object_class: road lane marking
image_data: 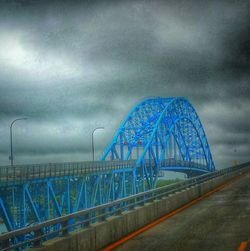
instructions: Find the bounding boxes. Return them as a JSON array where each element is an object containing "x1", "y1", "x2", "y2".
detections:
[
  {"x1": 102, "y1": 173, "x2": 246, "y2": 251},
  {"x1": 238, "y1": 242, "x2": 248, "y2": 251}
]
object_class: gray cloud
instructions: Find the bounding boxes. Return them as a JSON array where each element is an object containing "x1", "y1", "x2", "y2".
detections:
[{"x1": 0, "y1": 0, "x2": 249, "y2": 169}]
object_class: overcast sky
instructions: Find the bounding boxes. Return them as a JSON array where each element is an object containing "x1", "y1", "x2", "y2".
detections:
[{"x1": 0, "y1": 0, "x2": 249, "y2": 169}]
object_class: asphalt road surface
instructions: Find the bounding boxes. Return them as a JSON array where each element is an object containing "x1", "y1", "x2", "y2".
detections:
[{"x1": 114, "y1": 172, "x2": 250, "y2": 251}]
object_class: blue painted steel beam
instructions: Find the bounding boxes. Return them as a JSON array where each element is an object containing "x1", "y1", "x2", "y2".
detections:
[{"x1": 0, "y1": 97, "x2": 215, "y2": 234}]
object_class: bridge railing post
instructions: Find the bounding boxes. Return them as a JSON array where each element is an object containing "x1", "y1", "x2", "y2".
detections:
[
  {"x1": 49, "y1": 164, "x2": 52, "y2": 177},
  {"x1": 32, "y1": 165, "x2": 35, "y2": 179},
  {"x1": 100, "y1": 207, "x2": 106, "y2": 221},
  {"x1": 13, "y1": 165, "x2": 15, "y2": 183},
  {"x1": 6, "y1": 167, "x2": 9, "y2": 182},
  {"x1": 61, "y1": 220, "x2": 69, "y2": 236},
  {"x1": 115, "y1": 203, "x2": 122, "y2": 215},
  {"x1": 149, "y1": 190, "x2": 155, "y2": 202},
  {"x1": 1, "y1": 238, "x2": 10, "y2": 251},
  {"x1": 38, "y1": 165, "x2": 41, "y2": 179},
  {"x1": 26, "y1": 166, "x2": 29, "y2": 180},
  {"x1": 77, "y1": 163, "x2": 79, "y2": 175},
  {"x1": 64, "y1": 163, "x2": 67, "y2": 176},
  {"x1": 85, "y1": 212, "x2": 90, "y2": 227},
  {"x1": 57, "y1": 163, "x2": 60, "y2": 176},
  {"x1": 139, "y1": 194, "x2": 145, "y2": 206},
  {"x1": 33, "y1": 229, "x2": 43, "y2": 248},
  {"x1": 128, "y1": 198, "x2": 135, "y2": 210},
  {"x1": 53, "y1": 164, "x2": 56, "y2": 177}
]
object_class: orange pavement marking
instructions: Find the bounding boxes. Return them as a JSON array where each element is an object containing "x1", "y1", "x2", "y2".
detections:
[
  {"x1": 238, "y1": 242, "x2": 248, "y2": 251},
  {"x1": 102, "y1": 173, "x2": 245, "y2": 251}
]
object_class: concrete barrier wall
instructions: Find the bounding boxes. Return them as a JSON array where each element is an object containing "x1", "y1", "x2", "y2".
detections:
[{"x1": 29, "y1": 167, "x2": 249, "y2": 251}]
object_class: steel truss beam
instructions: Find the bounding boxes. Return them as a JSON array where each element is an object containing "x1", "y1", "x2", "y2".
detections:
[
  {"x1": 0, "y1": 97, "x2": 215, "y2": 232},
  {"x1": 102, "y1": 97, "x2": 215, "y2": 189}
]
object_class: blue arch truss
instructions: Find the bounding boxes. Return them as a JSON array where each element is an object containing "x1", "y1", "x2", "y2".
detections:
[
  {"x1": 0, "y1": 97, "x2": 215, "y2": 234},
  {"x1": 102, "y1": 97, "x2": 215, "y2": 186}
]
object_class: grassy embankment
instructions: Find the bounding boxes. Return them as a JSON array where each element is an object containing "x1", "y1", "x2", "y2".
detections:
[{"x1": 156, "y1": 178, "x2": 183, "y2": 188}]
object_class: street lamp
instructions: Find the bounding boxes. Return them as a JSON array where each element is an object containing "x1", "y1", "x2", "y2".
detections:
[
  {"x1": 9, "y1": 117, "x2": 28, "y2": 166},
  {"x1": 92, "y1": 127, "x2": 104, "y2": 161}
]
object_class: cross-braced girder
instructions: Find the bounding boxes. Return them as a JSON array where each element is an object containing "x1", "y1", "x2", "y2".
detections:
[{"x1": 0, "y1": 169, "x2": 135, "y2": 232}]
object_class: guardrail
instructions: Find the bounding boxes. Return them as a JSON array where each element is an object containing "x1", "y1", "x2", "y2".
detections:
[
  {"x1": 0, "y1": 161, "x2": 249, "y2": 251},
  {"x1": 0, "y1": 159, "x2": 207, "y2": 184},
  {"x1": 0, "y1": 160, "x2": 136, "y2": 184}
]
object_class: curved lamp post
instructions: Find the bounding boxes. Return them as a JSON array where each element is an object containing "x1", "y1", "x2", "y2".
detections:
[
  {"x1": 9, "y1": 117, "x2": 28, "y2": 166},
  {"x1": 92, "y1": 127, "x2": 104, "y2": 161}
]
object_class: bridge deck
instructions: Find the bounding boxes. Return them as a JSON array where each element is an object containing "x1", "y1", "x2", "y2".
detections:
[
  {"x1": 0, "y1": 159, "x2": 207, "y2": 185},
  {"x1": 112, "y1": 171, "x2": 250, "y2": 251}
]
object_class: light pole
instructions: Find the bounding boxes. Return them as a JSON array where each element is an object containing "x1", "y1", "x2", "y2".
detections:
[
  {"x1": 92, "y1": 127, "x2": 104, "y2": 161},
  {"x1": 9, "y1": 117, "x2": 28, "y2": 166}
]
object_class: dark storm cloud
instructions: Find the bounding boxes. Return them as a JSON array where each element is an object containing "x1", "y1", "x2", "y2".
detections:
[
  {"x1": 0, "y1": 83, "x2": 119, "y2": 119},
  {"x1": 0, "y1": 0, "x2": 249, "y2": 168}
]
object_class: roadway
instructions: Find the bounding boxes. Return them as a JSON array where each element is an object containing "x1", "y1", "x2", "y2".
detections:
[
  {"x1": 0, "y1": 159, "x2": 207, "y2": 184},
  {"x1": 112, "y1": 171, "x2": 250, "y2": 251}
]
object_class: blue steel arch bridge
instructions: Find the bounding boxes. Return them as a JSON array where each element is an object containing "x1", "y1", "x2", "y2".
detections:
[{"x1": 0, "y1": 97, "x2": 215, "y2": 233}]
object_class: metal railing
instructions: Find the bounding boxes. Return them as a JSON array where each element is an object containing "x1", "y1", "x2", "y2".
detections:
[
  {"x1": 0, "y1": 161, "x2": 249, "y2": 251},
  {"x1": 0, "y1": 159, "x2": 208, "y2": 185},
  {"x1": 160, "y1": 159, "x2": 208, "y2": 170},
  {"x1": 0, "y1": 160, "x2": 136, "y2": 184}
]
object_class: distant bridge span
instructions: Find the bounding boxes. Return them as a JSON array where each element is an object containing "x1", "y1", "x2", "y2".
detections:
[
  {"x1": 0, "y1": 97, "x2": 215, "y2": 232},
  {"x1": 102, "y1": 97, "x2": 214, "y2": 185}
]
